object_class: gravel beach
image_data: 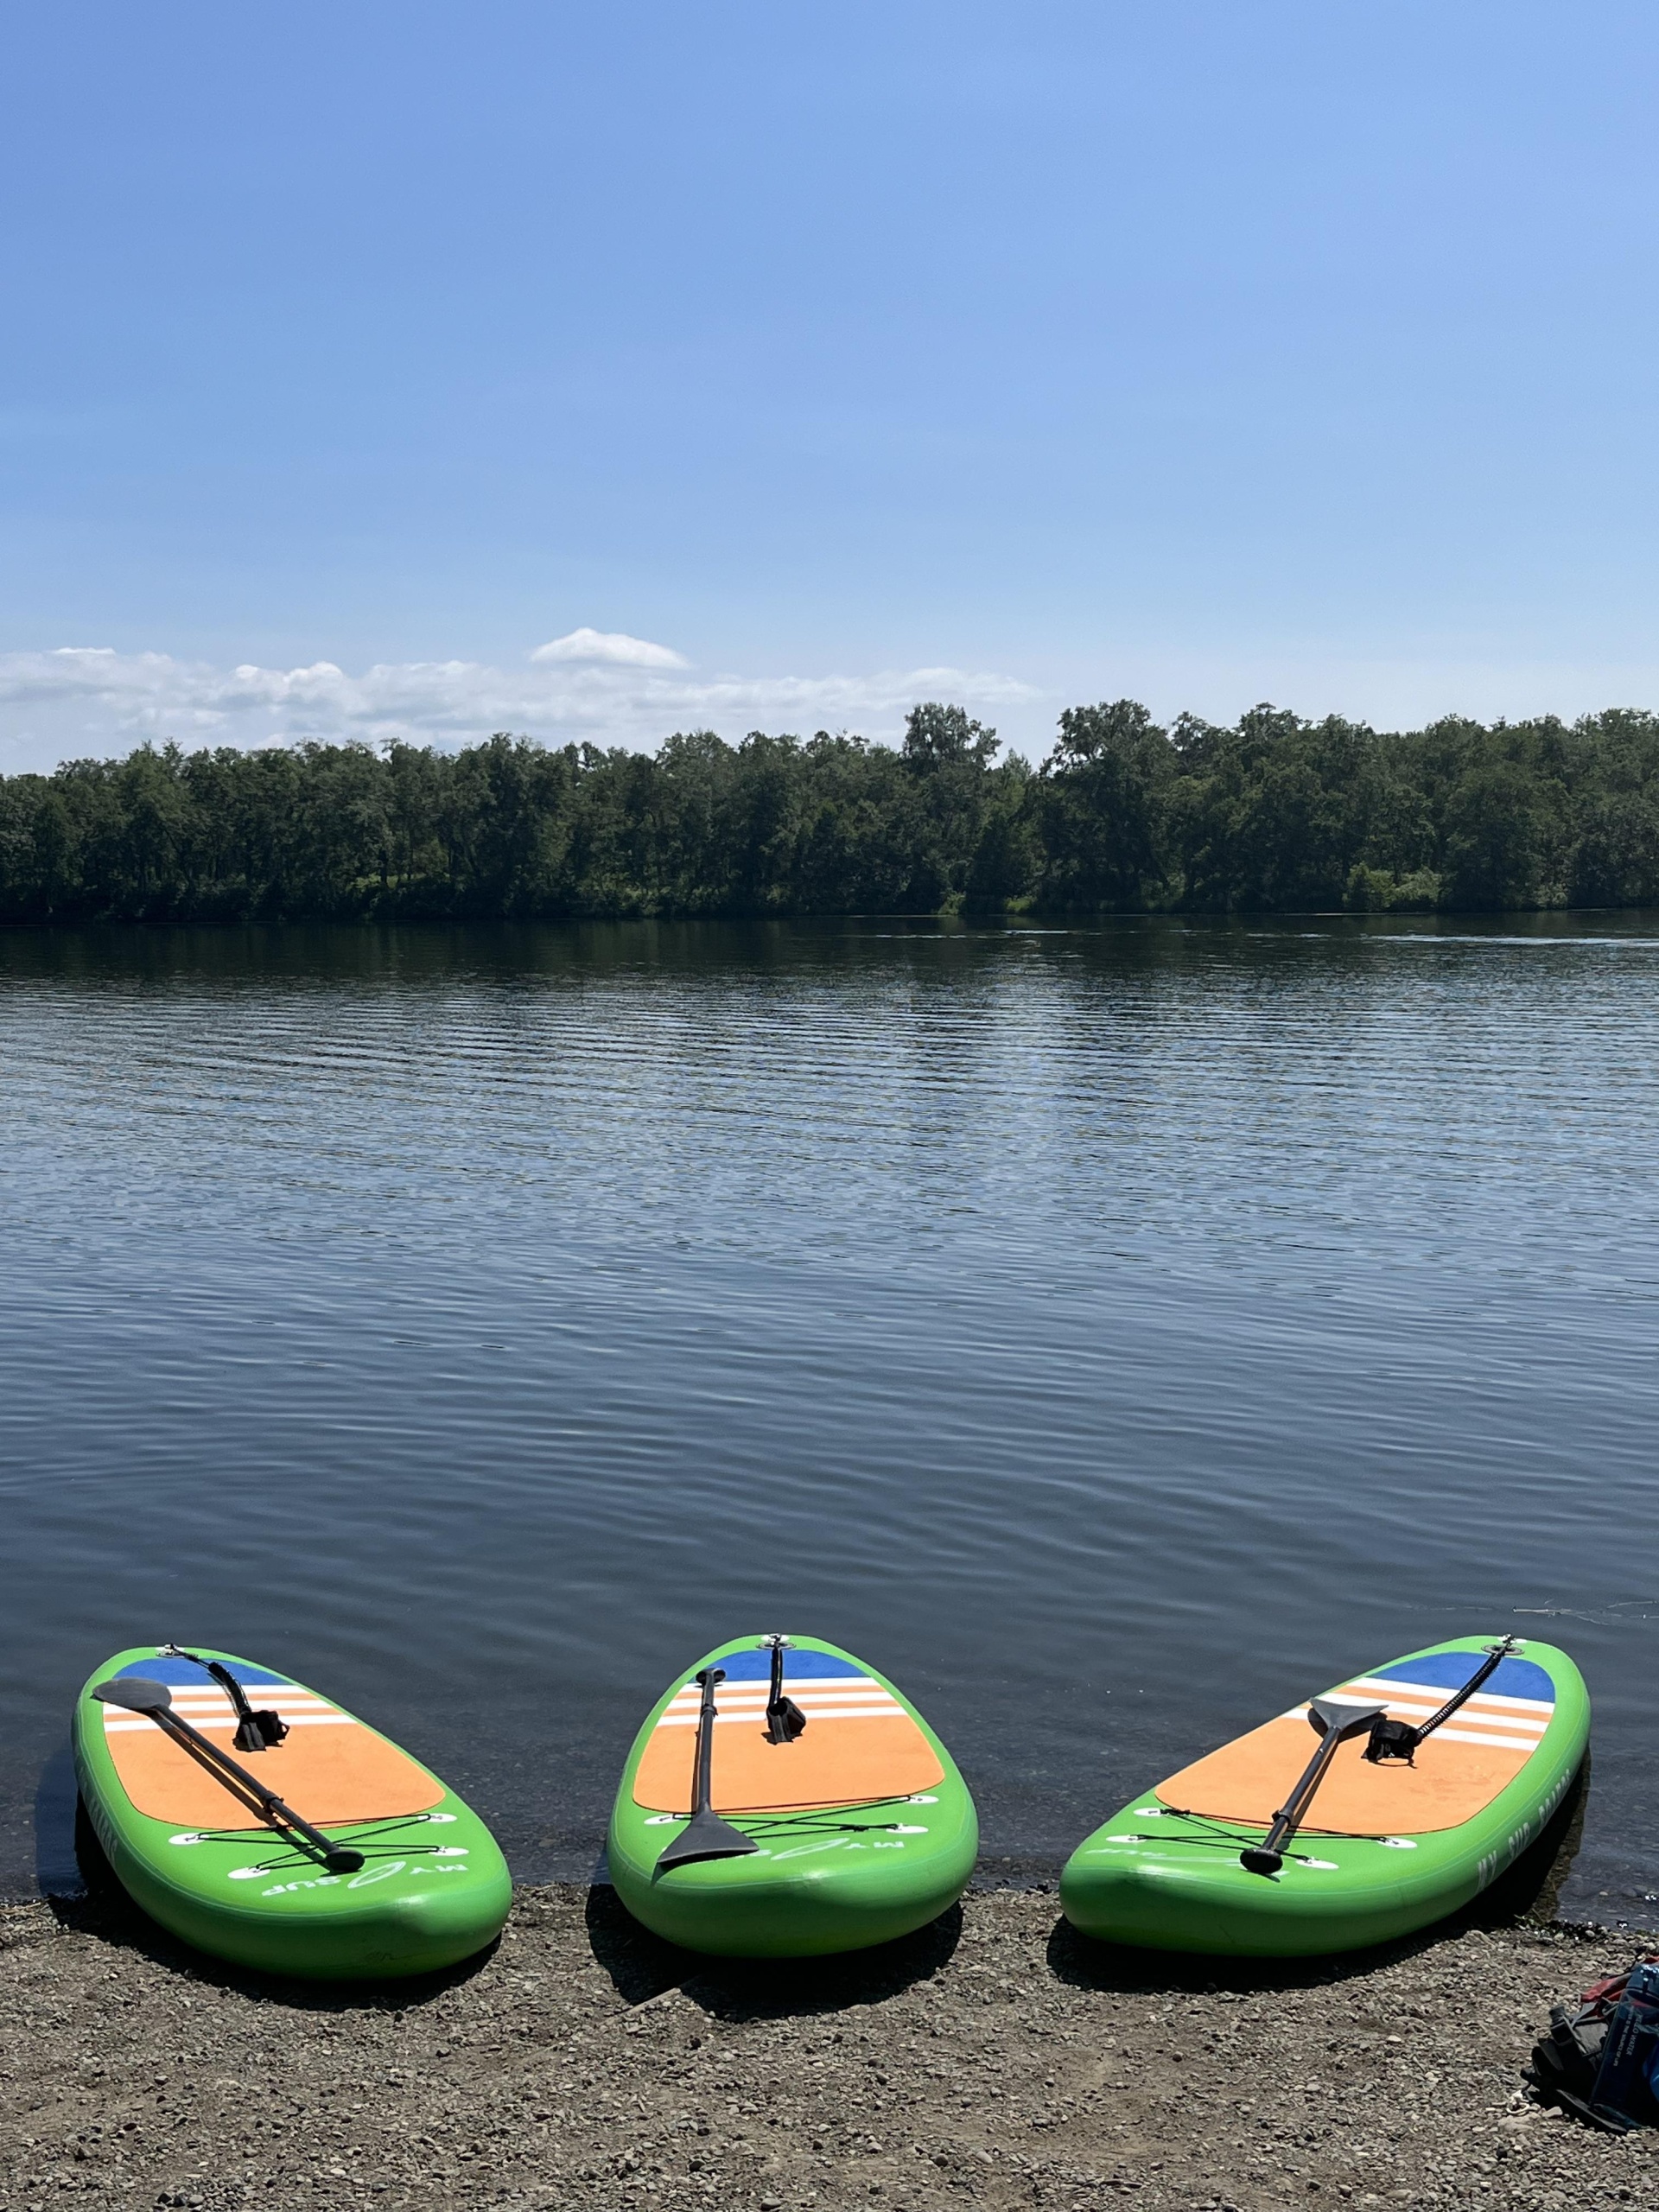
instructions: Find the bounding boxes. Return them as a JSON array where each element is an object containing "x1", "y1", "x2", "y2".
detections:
[{"x1": 2, "y1": 1875, "x2": 1655, "y2": 2212}]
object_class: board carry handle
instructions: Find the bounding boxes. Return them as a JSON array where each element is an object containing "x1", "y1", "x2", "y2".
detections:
[
  {"x1": 1363, "y1": 1635, "x2": 1522, "y2": 1765},
  {"x1": 1240, "y1": 1698, "x2": 1385, "y2": 1877},
  {"x1": 760, "y1": 1634, "x2": 806, "y2": 1746},
  {"x1": 161, "y1": 1644, "x2": 289, "y2": 1754},
  {"x1": 92, "y1": 1678, "x2": 364, "y2": 1873},
  {"x1": 655, "y1": 1668, "x2": 761, "y2": 1872}
]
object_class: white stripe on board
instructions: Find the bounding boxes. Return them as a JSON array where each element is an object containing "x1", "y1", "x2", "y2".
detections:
[
  {"x1": 1334, "y1": 1698, "x2": 1548, "y2": 1736},
  {"x1": 664, "y1": 1678, "x2": 885, "y2": 1700},
  {"x1": 663, "y1": 1698, "x2": 893, "y2": 1715},
  {"x1": 1429, "y1": 1726, "x2": 1548, "y2": 1751},
  {"x1": 657, "y1": 1700, "x2": 906, "y2": 1724},
  {"x1": 101, "y1": 1703, "x2": 346, "y2": 1718},
  {"x1": 103, "y1": 1713, "x2": 357, "y2": 1733},
  {"x1": 1277, "y1": 1713, "x2": 1540, "y2": 1755},
  {"x1": 655, "y1": 1704, "x2": 906, "y2": 1727},
  {"x1": 107, "y1": 1697, "x2": 335, "y2": 1713},
  {"x1": 663, "y1": 1684, "x2": 888, "y2": 1700},
  {"x1": 660, "y1": 1695, "x2": 901, "y2": 1711},
  {"x1": 102, "y1": 1704, "x2": 341, "y2": 1716},
  {"x1": 1343, "y1": 1675, "x2": 1555, "y2": 1715},
  {"x1": 1281, "y1": 1703, "x2": 1546, "y2": 1748}
]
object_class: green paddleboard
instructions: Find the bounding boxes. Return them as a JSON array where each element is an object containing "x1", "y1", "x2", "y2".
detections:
[
  {"x1": 1060, "y1": 1635, "x2": 1588, "y2": 1957},
  {"x1": 607, "y1": 1633, "x2": 978, "y2": 1956},
  {"x1": 73, "y1": 1645, "x2": 512, "y2": 1980}
]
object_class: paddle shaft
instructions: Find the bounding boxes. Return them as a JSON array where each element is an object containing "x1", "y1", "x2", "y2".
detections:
[
  {"x1": 1253, "y1": 1730, "x2": 1345, "y2": 1865},
  {"x1": 764, "y1": 1637, "x2": 805, "y2": 1745},
  {"x1": 1240, "y1": 1699, "x2": 1384, "y2": 1875},
  {"x1": 652, "y1": 1666, "x2": 762, "y2": 1868},
  {"x1": 145, "y1": 1705, "x2": 363, "y2": 1872},
  {"x1": 690, "y1": 1669, "x2": 723, "y2": 1815}
]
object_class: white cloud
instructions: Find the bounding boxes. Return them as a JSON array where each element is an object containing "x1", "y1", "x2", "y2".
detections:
[
  {"x1": 0, "y1": 641, "x2": 1044, "y2": 773},
  {"x1": 10, "y1": 639, "x2": 1659, "y2": 778},
  {"x1": 530, "y1": 626, "x2": 690, "y2": 669}
]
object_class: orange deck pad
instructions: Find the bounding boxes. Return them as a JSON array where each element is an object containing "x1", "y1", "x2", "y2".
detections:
[
  {"x1": 104, "y1": 1708, "x2": 444, "y2": 1828},
  {"x1": 633, "y1": 1710, "x2": 943, "y2": 1814},
  {"x1": 1155, "y1": 1688, "x2": 1539, "y2": 1836}
]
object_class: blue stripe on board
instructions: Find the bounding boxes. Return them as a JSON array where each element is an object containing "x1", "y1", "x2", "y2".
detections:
[
  {"x1": 1375, "y1": 1652, "x2": 1555, "y2": 1704},
  {"x1": 111, "y1": 1657, "x2": 291, "y2": 1688},
  {"x1": 697, "y1": 1646, "x2": 869, "y2": 1683}
]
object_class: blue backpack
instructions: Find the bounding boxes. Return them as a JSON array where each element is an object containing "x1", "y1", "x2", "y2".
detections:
[{"x1": 1528, "y1": 1957, "x2": 1659, "y2": 2132}]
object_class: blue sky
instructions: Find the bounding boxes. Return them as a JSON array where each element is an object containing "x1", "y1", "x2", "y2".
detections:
[{"x1": 3, "y1": 3, "x2": 1659, "y2": 768}]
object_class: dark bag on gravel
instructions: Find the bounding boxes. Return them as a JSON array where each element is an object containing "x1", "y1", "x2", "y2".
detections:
[
  {"x1": 1592, "y1": 1962, "x2": 1659, "y2": 2126},
  {"x1": 1526, "y1": 1956, "x2": 1659, "y2": 2132}
]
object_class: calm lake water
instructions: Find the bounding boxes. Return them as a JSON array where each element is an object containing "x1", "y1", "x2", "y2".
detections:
[{"x1": 1, "y1": 915, "x2": 1656, "y2": 1920}]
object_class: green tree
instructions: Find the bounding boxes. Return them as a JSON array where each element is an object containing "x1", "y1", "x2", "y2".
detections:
[
  {"x1": 1441, "y1": 753, "x2": 1567, "y2": 911},
  {"x1": 5, "y1": 697, "x2": 1659, "y2": 923},
  {"x1": 1033, "y1": 700, "x2": 1175, "y2": 908}
]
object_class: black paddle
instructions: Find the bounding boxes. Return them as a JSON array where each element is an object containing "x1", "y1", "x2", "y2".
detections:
[
  {"x1": 92, "y1": 1678, "x2": 365, "y2": 1873},
  {"x1": 161, "y1": 1644, "x2": 289, "y2": 1753},
  {"x1": 1363, "y1": 1636, "x2": 1522, "y2": 1764},
  {"x1": 655, "y1": 1668, "x2": 761, "y2": 1872},
  {"x1": 1239, "y1": 1697, "x2": 1385, "y2": 1877},
  {"x1": 760, "y1": 1635, "x2": 806, "y2": 1746}
]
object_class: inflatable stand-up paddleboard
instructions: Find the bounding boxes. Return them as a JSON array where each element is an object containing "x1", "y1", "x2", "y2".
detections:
[
  {"x1": 1061, "y1": 1635, "x2": 1588, "y2": 1957},
  {"x1": 607, "y1": 1634, "x2": 977, "y2": 1956},
  {"x1": 73, "y1": 1645, "x2": 512, "y2": 1979}
]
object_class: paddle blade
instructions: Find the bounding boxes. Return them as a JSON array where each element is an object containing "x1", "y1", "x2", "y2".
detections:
[
  {"x1": 92, "y1": 1677, "x2": 173, "y2": 1713},
  {"x1": 1306, "y1": 1697, "x2": 1386, "y2": 1742},
  {"x1": 323, "y1": 1849, "x2": 365, "y2": 1874},
  {"x1": 655, "y1": 1809, "x2": 761, "y2": 1872}
]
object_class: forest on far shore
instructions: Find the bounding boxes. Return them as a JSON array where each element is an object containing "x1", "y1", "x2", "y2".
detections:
[{"x1": 3, "y1": 699, "x2": 1659, "y2": 924}]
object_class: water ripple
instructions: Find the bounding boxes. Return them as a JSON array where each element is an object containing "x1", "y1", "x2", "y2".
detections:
[{"x1": 1, "y1": 916, "x2": 1656, "y2": 1912}]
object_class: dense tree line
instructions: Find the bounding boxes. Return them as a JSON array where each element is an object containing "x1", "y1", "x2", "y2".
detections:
[{"x1": 3, "y1": 699, "x2": 1659, "y2": 923}]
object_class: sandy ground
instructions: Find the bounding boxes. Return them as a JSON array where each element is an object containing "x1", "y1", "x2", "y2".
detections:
[{"x1": 2, "y1": 1873, "x2": 1656, "y2": 2212}]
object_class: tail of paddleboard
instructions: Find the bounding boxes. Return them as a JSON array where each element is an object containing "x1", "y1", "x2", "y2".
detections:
[
  {"x1": 73, "y1": 1645, "x2": 512, "y2": 1980},
  {"x1": 1059, "y1": 1635, "x2": 1589, "y2": 1957},
  {"x1": 607, "y1": 1633, "x2": 978, "y2": 1957}
]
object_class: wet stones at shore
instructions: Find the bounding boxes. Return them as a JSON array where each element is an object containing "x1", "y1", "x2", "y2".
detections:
[{"x1": 1, "y1": 1885, "x2": 1655, "y2": 2211}]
